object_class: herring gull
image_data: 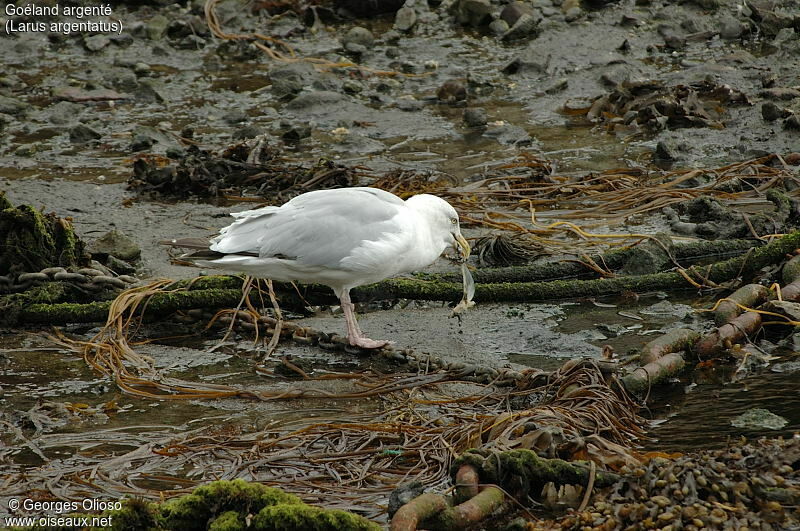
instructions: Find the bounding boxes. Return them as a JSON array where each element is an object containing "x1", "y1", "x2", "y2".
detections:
[{"x1": 167, "y1": 187, "x2": 470, "y2": 349}]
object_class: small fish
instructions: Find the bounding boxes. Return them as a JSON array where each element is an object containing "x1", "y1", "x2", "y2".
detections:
[{"x1": 451, "y1": 262, "x2": 475, "y2": 317}]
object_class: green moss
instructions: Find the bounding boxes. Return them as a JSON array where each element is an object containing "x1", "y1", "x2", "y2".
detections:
[
  {"x1": 251, "y1": 504, "x2": 380, "y2": 531},
  {"x1": 159, "y1": 479, "x2": 302, "y2": 531},
  {"x1": 209, "y1": 510, "x2": 246, "y2": 531}
]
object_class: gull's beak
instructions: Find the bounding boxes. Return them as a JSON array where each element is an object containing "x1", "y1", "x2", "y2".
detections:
[{"x1": 455, "y1": 233, "x2": 471, "y2": 261}]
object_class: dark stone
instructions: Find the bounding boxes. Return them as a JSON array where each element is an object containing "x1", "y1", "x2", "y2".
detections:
[
  {"x1": 620, "y1": 234, "x2": 674, "y2": 275},
  {"x1": 281, "y1": 123, "x2": 312, "y2": 141},
  {"x1": 130, "y1": 134, "x2": 156, "y2": 152},
  {"x1": 105, "y1": 254, "x2": 137, "y2": 274},
  {"x1": 784, "y1": 114, "x2": 800, "y2": 130},
  {"x1": 500, "y1": 2, "x2": 533, "y2": 26},
  {"x1": 68, "y1": 123, "x2": 101, "y2": 143},
  {"x1": 223, "y1": 109, "x2": 248, "y2": 125},
  {"x1": 719, "y1": 15, "x2": 746, "y2": 39},
  {"x1": 133, "y1": 80, "x2": 165, "y2": 103},
  {"x1": 502, "y1": 13, "x2": 541, "y2": 41},
  {"x1": 463, "y1": 107, "x2": 488, "y2": 127},
  {"x1": 483, "y1": 123, "x2": 532, "y2": 145},
  {"x1": 387, "y1": 481, "x2": 424, "y2": 518},
  {"x1": 437, "y1": 80, "x2": 467, "y2": 103},
  {"x1": 761, "y1": 102, "x2": 787, "y2": 122},
  {"x1": 47, "y1": 101, "x2": 83, "y2": 125},
  {"x1": 453, "y1": 0, "x2": 492, "y2": 26},
  {"x1": 334, "y1": 0, "x2": 405, "y2": 17},
  {"x1": 342, "y1": 26, "x2": 375, "y2": 49},
  {"x1": 270, "y1": 63, "x2": 320, "y2": 99}
]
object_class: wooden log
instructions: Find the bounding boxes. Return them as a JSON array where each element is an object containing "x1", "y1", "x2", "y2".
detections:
[
  {"x1": 695, "y1": 311, "x2": 763, "y2": 358},
  {"x1": 620, "y1": 352, "x2": 687, "y2": 395},
  {"x1": 714, "y1": 284, "x2": 770, "y2": 326},
  {"x1": 639, "y1": 328, "x2": 700, "y2": 365}
]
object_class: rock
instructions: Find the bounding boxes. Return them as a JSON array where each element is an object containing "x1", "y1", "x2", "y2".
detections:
[
  {"x1": 731, "y1": 408, "x2": 788, "y2": 430},
  {"x1": 761, "y1": 102, "x2": 788, "y2": 122},
  {"x1": 463, "y1": 107, "x2": 488, "y2": 127},
  {"x1": 287, "y1": 90, "x2": 346, "y2": 109},
  {"x1": 223, "y1": 109, "x2": 248, "y2": 125},
  {"x1": 501, "y1": 2, "x2": 533, "y2": 26},
  {"x1": 488, "y1": 18, "x2": 510, "y2": 35},
  {"x1": 0, "y1": 94, "x2": 28, "y2": 115},
  {"x1": 335, "y1": 0, "x2": 405, "y2": 17},
  {"x1": 502, "y1": 12, "x2": 540, "y2": 41},
  {"x1": 146, "y1": 14, "x2": 169, "y2": 40},
  {"x1": 281, "y1": 122, "x2": 313, "y2": 141},
  {"x1": 129, "y1": 125, "x2": 179, "y2": 152},
  {"x1": 437, "y1": 80, "x2": 467, "y2": 103},
  {"x1": 342, "y1": 80, "x2": 363, "y2": 94},
  {"x1": 68, "y1": 123, "x2": 101, "y2": 143},
  {"x1": 620, "y1": 234, "x2": 674, "y2": 275},
  {"x1": 394, "y1": 6, "x2": 417, "y2": 32},
  {"x1": 759, "y1": 87, "x2": 800, "y2": 101},
  {"x1": 388, "y1": 481, "x2": 425, "y2": 518},
  {"x1": 46, "y1": 101, "x2": 83, "y2": 125},
  {"x1": 130, "y1": 134, "x2": 156, "y2": 152},
  {"x1": 662, "y1": 31, "x2": 686, "y2": 50},
  {"x1": 784, "y1": 114, "x2": 800, "y2": 130},
  {"x1": 600, "y1": 63, "x2": 633, "y2": 87},
  {"x1": 719, "y1": 15, "x2": 746, "y2": 39},
  {"x1": 88, "y1": 230, "x2": 141, "y2": 262},
  {"x1": 83, "y1": 34, "x2": 111, "y2": 51},
  {"x1": 105, "y1": 254, "x2": 137, "y2": 274},
  {"x1": 564, "y1": 6, "x2": 583, "y2": 22},
  {"x1": 269, "y1": 63, "x2": 319, "y2": 99},
  {"x1": 342, "y1": 26, "x2": 374, "y2": 49},
  {"x1": 503, "y1": 45, "x2": 550, "y2": 74},
  {"x1": 654, "y1": 140, "x2": 679, "y2": 163},
  {"x1": 762, "y1": 301, "x2": 800, "y2": 323},
  {"x1": 133, "y1": 80, "x2": 165, "y2": 103},
  {"x1": 453, "y1": 0, "x2": 492, "y2": 26},
  {"x1": 483, "y1": 122, "x2": 532, "y2": 145}
]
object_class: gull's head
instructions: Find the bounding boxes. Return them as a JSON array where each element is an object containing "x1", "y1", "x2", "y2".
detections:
[{"x1": 406, "y1": 194, "x2": 470, "y2": 261}]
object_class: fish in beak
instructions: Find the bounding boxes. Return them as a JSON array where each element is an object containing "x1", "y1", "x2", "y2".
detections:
[{"x1": 455, "y1": 233, "x2": 471, "y2": 262}]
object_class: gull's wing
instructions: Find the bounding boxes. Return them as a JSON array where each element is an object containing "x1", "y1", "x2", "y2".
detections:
[{"x1": 210, "y1": 188, "x2": 413, "y2": 272}]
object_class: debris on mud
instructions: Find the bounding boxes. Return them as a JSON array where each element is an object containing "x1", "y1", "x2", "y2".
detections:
[
  {"x1": 585, "y1": 80, "x2": 751, "y2": 132},
  {"x1": 128, "y1": 143, "x2": 362, "y2": 200}
]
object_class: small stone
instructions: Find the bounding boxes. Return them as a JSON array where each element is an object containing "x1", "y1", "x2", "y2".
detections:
[
  {"x1": 761, "y1": 102, "x2": 787, "y2": 122},
  {"x1": 455, "y1": 0, "x2": 492, "y2": 27},
  {"x1": 463, "y1": 107, "x2": 487, "y2": 127},
  {"x1": 564, "y1": 6, "x2": 583, "y2": 22},
  {"x1": 0, "y1": 94, "x2": 28, "y2": 115},
  {"x1": 223, "y1": 109, "x2": 248, "y2": 125},
  {"x1": 287, "y1": 90, "x2": 345, "y2": 109},
  {"x1": 130, "y1": 134, "x2": 155, "y2": 152},
  {"x1": 88, "y1": 230, "x2": 141, "y2": 262},
  {"x1": 731, "y1": 408, "x2": 788, "y2": 430},
  {"x1": 500, "y1": 2, "x2": 532, "y2": 26},
  {"x1": 663, "y1": 32, "x2": 686, "y2": 49},
  {"x1": 281, "y1": 123, "x2": 312, "y2": 141},
  {"x1": 69, "y1": 123, "x2": 101, "y2": 143},
  {"x1": 231, "y1": 125, "x2": 266, "y2": 141},
  {"x1": 83, "y1": 34, "x2": 110, "y2": 51},
  {"x1": 146, "y1": 15, "x2": 169, "y2": 40},
  {"x1": 488, "y1": 18, "x2": 510, "y2": 35},
  {"x1": 719, "y1": 15, "x2": 745, "y2": 40},
  {"x1": 105, "y1": 254, "x2": 136, "y2": 275},
  {"x1": 784, "y1": 114, "x2": 800, "y2": 130},
  {"x1": 437, "y1": 80, "x2": 467, "y2": 103},
  {"x1": 342, "y1": 26, "x2": 374, "y2": 49},
  {"x1": 502, "y1": 13, "x2": 540, "y2": 41},
  {"x1": 133, "y1": 62, "x2": 152, "y2": 77},
  {"x1": 394, "y1": 6, "x2": 417, "y2": 32}
]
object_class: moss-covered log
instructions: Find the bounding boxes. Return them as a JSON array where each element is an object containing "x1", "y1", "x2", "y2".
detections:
[
  {"x1": 416, "y1": 238, "x2": 759, "y2": 285},
  {"x1": 0, "y1": 193, "x2": 88, "y2": 275},
  {"x1": 9, "y1": 232, "x2": 800, "y2": 326}
]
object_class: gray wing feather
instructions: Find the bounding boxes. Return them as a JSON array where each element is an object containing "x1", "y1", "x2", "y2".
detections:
[{"x1": 210, "y1": 188, "x2": 409, "y2": 270}]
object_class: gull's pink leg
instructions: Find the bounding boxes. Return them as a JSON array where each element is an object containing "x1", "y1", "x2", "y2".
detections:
[{"x1": 339, "y1": 289, "x2": 389, "y2": 349}]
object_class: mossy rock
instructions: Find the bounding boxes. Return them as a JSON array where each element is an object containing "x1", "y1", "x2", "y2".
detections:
[{"x1": 0, "y1": 193, "x2": 88, "y2": 275}]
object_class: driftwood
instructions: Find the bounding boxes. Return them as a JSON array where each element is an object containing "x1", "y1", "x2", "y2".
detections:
[
  {"x1": 620, "y1": 352, "x2": 687, "y2": 395},
  {"x1": 639, "y1": 328, "x2": 700, "y2": 365},
  {"x1": 713, "y1": 283, "x2": 771, "y2": 326},
  {"x1": 695, "y1": 311, "x2": 763, "y2": 357}
]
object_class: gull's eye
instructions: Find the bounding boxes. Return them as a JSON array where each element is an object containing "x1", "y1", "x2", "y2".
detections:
[{"x1": 450, "y1": 217, "x2": 458, "y2": 225}]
